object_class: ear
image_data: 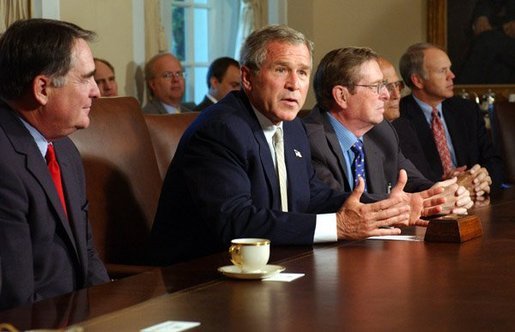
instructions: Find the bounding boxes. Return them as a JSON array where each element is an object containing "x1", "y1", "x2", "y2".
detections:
[
  {"x1": 33, "y1": 75, "x2": 51, "y2": 106},
  {"x1": 210, "y1": 76, "x2": 219, "y2": 89},
  {"x1": 332, "y1": 85, "x2": 349, "y2": 109},
  {"x1": 240, "y1": 66, "x2": 253, "y2": 92},
  {"x1": 410, "y1": 73, "x2": 424, "y2": 90}
]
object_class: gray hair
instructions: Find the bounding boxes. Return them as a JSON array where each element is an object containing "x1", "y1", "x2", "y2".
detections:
[
  {"x1": 399, "y1": 42, "x2": 443, "y2": 88},
  {"x1": 239, "y1": 24, "x2": 314, "y2": 72},
  {"x1": 314, "y1": 47, "x2": 378, "y2": 110}
]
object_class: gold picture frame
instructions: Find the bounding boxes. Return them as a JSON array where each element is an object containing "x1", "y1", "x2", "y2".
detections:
[{"x1": 427, "y1": 0, "x2": 514, "y2": 101}]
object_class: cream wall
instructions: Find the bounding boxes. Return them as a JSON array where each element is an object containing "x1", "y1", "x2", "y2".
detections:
[
  {"x1": 288, "y1": 0, "x2": 426, "y2": 108},
  {"x1": 54, "y1": 0, "x2": 426, "y2": 106},
  {"x1": 59, "y1": 0, "x2": 141, "y2": 99}
]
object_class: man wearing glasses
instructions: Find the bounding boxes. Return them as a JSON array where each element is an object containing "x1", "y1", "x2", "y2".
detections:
[
  {"x1": 143, "y1": 52, "x2": 192, "y2": 114},
  {"x1": 304, "y1": 47, "x2": 471, "y2": 213},
  {"x1": 377, "y1": 57, "x2": 404, "y2": 122}
]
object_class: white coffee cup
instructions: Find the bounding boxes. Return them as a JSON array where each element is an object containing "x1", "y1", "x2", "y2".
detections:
[{"x1": 229, "y1": 238, "x2": 270, "y2": 273}]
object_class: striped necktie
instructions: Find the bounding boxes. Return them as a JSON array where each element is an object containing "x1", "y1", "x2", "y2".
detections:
[{"x1": 431, "y1": 107, "x2": 453, "y2": 177}]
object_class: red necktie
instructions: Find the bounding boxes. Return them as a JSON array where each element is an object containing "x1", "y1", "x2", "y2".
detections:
[
  {"x1": 46, "y1": 144, "x2": 68, "y2": 217},
  {"x1": 431, "y1": 108, "x2": 453, "y2": 177}
]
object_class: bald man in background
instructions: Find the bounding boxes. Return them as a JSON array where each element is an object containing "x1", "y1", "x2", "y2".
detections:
[{"x1": 377, "y1": 57, "x2": 404, "y2": 121}]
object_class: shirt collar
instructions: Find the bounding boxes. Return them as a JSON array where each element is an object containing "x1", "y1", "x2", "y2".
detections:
[
  {"x1": 206, "y1": 93, "x2": 218, "y2": 104},
  {"x1": 253, "y1": 106, "x2": 283, "y2": 143},
  {"x1": 161, "y1": 101, "x2": 180, "y2": 114},
  {"x1": 412, "y1": 94, "x2": 442, "y2": 123},
  {"x1": 326, "y1": 112, "x2": 362, "y2": 152},
  {"x1": 19, "y1": 117, "x2": 49, "y2": 157}
]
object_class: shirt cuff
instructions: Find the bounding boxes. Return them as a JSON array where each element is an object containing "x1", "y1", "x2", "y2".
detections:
[{"x1": 313, "y1": 213, "x2": 338, "y2": 243}]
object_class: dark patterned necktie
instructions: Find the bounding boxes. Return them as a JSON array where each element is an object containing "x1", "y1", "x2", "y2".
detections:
[{"x1": 350, "y1": 140, "x2": 367, "y2": 191}]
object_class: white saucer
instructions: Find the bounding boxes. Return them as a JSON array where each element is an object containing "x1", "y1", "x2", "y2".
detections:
[{"x1": 218, "y1": 264, "x2": 285, "y2": 280}]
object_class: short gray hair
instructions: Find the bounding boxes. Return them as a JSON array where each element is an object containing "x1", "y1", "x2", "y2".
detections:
[
  {"x1": 239, "y1": 24, "x2": 314, "y2": 72},
  {"x1": 399, "y1": 42, "x2": 443, "y2": 88}
]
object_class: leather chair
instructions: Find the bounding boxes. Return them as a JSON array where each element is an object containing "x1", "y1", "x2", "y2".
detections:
[
  {"x1": 492, "y1": 101, "x2": 515, "y2": 184},
  {"x1": 70, "y1": 97, "x2": 162, "y2": 278},
  {"x1": 144, "y1": 112, "x2": 200, "y2": 180}
]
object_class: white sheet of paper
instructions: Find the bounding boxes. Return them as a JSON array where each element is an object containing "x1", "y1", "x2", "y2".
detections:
[
  {"x1": 367, "y1": 235, "x2": 421, "y2": 241},
  {"x1": 140, "y1": 321, "x2": 200, "y2": 332},
  {"x1": 262, "y1": 273, "x2": 305, "y2": 282}
]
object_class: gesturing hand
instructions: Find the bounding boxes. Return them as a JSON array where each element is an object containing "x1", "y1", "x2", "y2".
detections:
[{"x1": 336, "y1": 177, "x2": 411, "y2": 240}]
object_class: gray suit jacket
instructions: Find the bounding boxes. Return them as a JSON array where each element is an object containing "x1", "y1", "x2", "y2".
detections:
[
  {"x1": 0, "y1": 104, "x2": 109, "y2": 310},
  {"x1": 142, "y1": 98, "x2": 193, "y2": 114},
  {"x1": 303, "y1": 106, "x2": 433, "y2": 199}
]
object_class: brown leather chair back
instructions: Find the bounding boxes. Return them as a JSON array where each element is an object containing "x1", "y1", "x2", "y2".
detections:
[
  {"x1": 70, "y1": 97, "x2": 162, "y2": 266},
  {"x1": 493, "y1": 101, "x2": 515, "y2": 184},
  {"x1": 144, "y1": 112, "x2": 200, "y2": 179}
]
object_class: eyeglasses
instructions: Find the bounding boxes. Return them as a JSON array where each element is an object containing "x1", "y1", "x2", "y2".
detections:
[
  {"x1": 385, "y1": 80, "x2": 405, "y2": 93},
  {"x1": 354, "y1": 80, "x2": 388, "y2": 94},
  {"x1": 160, "y1": 71, "x2": 186, "y2": 80}
]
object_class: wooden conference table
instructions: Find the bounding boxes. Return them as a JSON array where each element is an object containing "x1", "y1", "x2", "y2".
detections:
[{"x1": 2, "y1": 189, "x2": 515, "y2": 331}]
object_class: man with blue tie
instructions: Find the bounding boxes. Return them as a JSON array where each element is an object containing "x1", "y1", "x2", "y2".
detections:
[
  {"x1": 147, "y1": 26, "x2": 428, "y2": 266},
  {"x1": 304, "y1": 47, "x2": 472, "y2": 217}
]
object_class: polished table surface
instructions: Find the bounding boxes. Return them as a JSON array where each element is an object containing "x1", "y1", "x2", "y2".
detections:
[{"x1": 2, "y1": 189, "x2": 515, "y2": 331}]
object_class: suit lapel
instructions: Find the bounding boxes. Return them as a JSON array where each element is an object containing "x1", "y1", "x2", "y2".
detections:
[
  {"x1": 1, "y1": 110, "x2": 80, "y2": 259},
  {"x1": 363, "y1": 135, "x2": 386, "y2": 193},
  {"x1": 54, "y1": 141, "x2": 85, "y2": 256},
  {"x1": 442, "y1": 102, "x2": 464, "y2": 165},
  {"x1": 320, "y1": 113, "x2": 352, "y2": 191},
  {"x1": 406, "y1": 96, "x2": 444, "y2": 175},
  {"x1": 240, "y1": 95, "x2": 281, "y2": 210}
]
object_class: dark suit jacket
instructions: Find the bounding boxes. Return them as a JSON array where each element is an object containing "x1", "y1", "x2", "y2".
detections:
[
  {"x1": 395, "y1": 95, "x2": 504, "y2": 187},
  {"x1": 0, "y1": 105, "x2": 108, "y2": 310},
  {"x1": 303, "y1": 106, "x2": 433, "y2": 200},
  {"x1": 148, "y1": 91, "x2": 348, "y2": 265},
  {"x1": 142, "y1": 98, "x2": 193, "y2": 114},
  {"x1": 193, "y1": 95, "x2": 214, "y2": 112}
]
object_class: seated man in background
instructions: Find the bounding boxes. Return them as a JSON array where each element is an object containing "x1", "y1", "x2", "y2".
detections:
[
  {"x1": 94, "y1": 57, "x2": 119, "y2": 97},
  {"x1": 143, "y1": 52, "x2": 192, "y2": 114},
  {"x1": 394, "y1": 42, "x2": 503, "y2": 202},
  {"x1": 0, "y1": 18, "x2": 109, "y2": 310},
  {"x1": 146, "y1": 25, "x2": 444, "y2": 266},
  {"x1": 377, "y1": 56, "x2": 404, "y2": 122},
  {"x1": 304, "y1": 47, "x2": 471, "y2": 215},
  {"x1": 193, "y1": 57, "x2": 241, "y2": 111}
]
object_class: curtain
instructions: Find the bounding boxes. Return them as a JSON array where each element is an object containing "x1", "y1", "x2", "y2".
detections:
[
  {"x1": 144, "y1": 0, "x2": 169, "y2": 61},
  {"x1": 0, "y1": 0, "x2": 29, "y2": 33},
  {"x1": 234, "y1": 0, "x2": 268, "y2": 59}
]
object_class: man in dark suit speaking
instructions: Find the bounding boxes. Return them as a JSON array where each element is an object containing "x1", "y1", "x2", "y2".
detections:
[
  {"x1": 146, "y1": 25, "x2": 446, "y2": 266},
  {"x1": 0, "y1": 19, "x2": 109, "y2": 310}
]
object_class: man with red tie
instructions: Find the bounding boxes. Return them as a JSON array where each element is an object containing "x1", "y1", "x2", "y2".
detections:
[
  {"x1": 394, "y1": 42, "x2": 504, "y2": 202},
  {"x1": 0, "y1": 19, "x2": 109, "y2": 310}
]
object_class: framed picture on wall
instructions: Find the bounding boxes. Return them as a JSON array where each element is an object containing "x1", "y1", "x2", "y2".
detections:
[{"x1": 427, "y1": 0, "x2": 515, "y2": 100}]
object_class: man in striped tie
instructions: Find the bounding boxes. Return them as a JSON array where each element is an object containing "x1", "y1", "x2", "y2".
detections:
[{"x1": 394, "y1": 43, "x2": 504, "y2": 203}]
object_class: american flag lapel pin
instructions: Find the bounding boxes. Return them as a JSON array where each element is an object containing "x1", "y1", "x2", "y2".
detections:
[{"x1": 294, "y1": 149, "x2": 302, "y2": 158}]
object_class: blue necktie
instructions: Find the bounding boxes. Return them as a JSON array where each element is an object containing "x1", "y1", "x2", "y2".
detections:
[{"x1": 350, "y1": 140, "x2": 366, "y2": 191}]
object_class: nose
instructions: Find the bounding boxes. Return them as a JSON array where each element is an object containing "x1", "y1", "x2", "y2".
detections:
[
  {"x1": 91, "y1": 77, "x2": 101, "y2": 98},
  {"x1": 285, "y1": 72, "x2": 300, "y2": 91},
  {"x1": 448, "y1": 70, "x2": 455, "y2": 80},
  {"x1": 380, "y1": 85, "x2": 390, "y2": 101}
]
